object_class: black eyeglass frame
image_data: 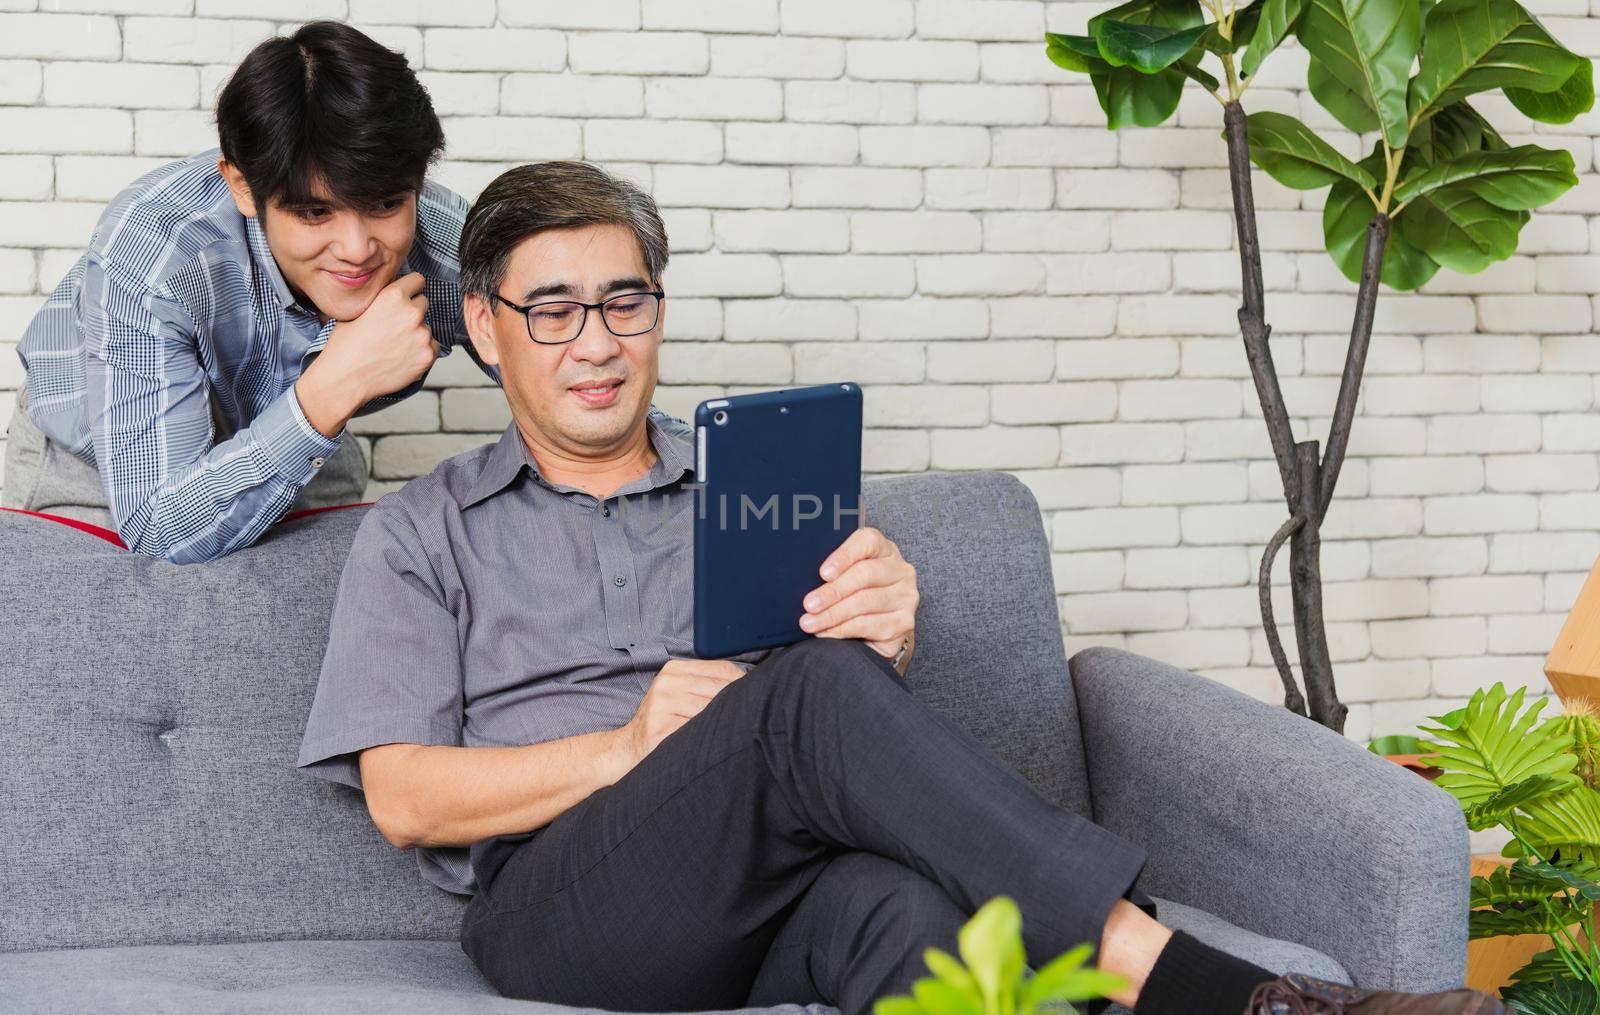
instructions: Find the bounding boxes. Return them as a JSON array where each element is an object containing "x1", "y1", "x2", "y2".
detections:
[{"x1": 492, "y1": 290, "x2": 667, "y2": 345}]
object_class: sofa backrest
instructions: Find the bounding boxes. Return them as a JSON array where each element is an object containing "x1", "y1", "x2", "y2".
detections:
[{"x1": 0, "y1": 471, "x2": 1088, "y2": 952}]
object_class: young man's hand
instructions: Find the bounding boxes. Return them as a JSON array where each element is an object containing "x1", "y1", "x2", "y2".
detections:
[
  {"x1": 296, "y1": 272, "x2": 437, "y2": 437},
  {"x1": 618, "y1": 658, "x2": 746, "y2": 768},
  {"x1": 798, "y1": 526, "x2": 918, "y2": 665}
]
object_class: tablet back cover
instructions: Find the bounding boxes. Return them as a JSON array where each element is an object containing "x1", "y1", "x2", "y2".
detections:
[{"x1": 693, "y1": 383, "x2": 862, "y2": 658}]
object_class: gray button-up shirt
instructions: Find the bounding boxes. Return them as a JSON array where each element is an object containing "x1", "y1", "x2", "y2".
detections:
[{"x1": 297, "y1": 410, "x2": 766, "y2": 895}]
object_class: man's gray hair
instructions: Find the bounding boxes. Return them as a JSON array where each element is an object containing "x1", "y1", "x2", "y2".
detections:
[{"x1": 458, "y1": 161, "x2": 670, "y2": 300}]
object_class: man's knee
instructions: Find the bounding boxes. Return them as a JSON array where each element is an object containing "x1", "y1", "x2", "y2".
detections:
[
  {"x1": 767, "y1": 637, "x2": 899, "y2": 693},
  {"x1": 739, "y1": 637, "x2": 900, "y2": 722},
  {"x1": 817, "y1": 854, "x2": 966, "y2": 1002}
]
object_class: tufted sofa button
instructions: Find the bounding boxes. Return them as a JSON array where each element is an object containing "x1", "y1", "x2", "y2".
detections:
[{"x1": 157, "y1": 728, "x2": 178, "y2": 748}]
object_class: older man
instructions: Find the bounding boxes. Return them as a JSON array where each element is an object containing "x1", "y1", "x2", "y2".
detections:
[{"x1": 296, "y1": 163, "x2": 1496, "y2": 1015}]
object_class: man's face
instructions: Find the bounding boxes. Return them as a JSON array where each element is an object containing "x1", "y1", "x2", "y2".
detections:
[
  {"x1": 465, "y1": 222, "x2": 664, "y2": 460},
  {"x1": 219, "y1": 159, "x2": 416, "y2": 322}
]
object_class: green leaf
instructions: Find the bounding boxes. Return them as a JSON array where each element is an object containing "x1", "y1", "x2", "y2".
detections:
[
  {"x1": 1089, "y1": 0, "x2": 1205, "y2": 35},
  {"x1": 1409, "y1": 0, "x2": 1582, "y2": 122},
  {"x1": 1046, "y1": 32, "x2": 1103, "y2": 74},
  {"x1": 1519, "y1": 860, "x2": 1600, "y2": 902},
  {"x1": 1322, "y1": 176, "x2": 1441, "y2": 290},
  {"x1": 1307, "y1": 55, "x2": 1381, "y2": 134},
  {"x1": 1511, "y1": 949, "x2": 1583, "y2": 985},
  {"x1": 1092, "y1": 65, "x2": 1188, "y2": 128},
  {"x1": 1470, "y1": 901, "x2": 1586, "y2": 938},
  {"x1": 1045, "y1": 31, "x2": 1188, "y2": 128},
  {"x1": 874, "y1": 997, "x2": 927, "y2": 1015},
  {"x1": 912, "y1": 978, "x2": 983, "y2": 1015},
  {"x1": 1368, "y1": 734, "x2": 1436, "y2": 755},
  {"x1": 1472, "y1": 863, "x2": 1565, "y2": 909},
  {"x1": 1511, "y1": 783, "x2": 1600, "y2": 867},
  {"x1": 1419, "y1": 684, "x2": 1578, "y2": 809},
  {"x1": 958, "y1": 897, "x2": 1026, "y2": 1013},
  {"x1": 1297, "y1": 0, "x2": 1419, "y2": 147},
  {"x1": 1401, "y1": 183, "x2": 1528, "y2": 273},
  {"x1": 1176, "y1": 55, "x2": 1221, "y2": 93},
  {"x1": 1507, "y1": 56, "x2": 1596, "y2": 126},
  {"x1": 1416, "y1": 102, "x2": 1511, "y2": 165},
  {"x1": 1019, "y1": 943, "x2": 1126, "y2": 1007},
  {"x1": 923, "y1": 948, "x2": 981, "y2": 998},
  {"x1": 1500, "y1": 974, "x2": 1600, "y2": 1015},
  {"x1": 1395, "y1": 145, "x2": 1578, "y2": 211},
  {"x1": 1241, "y1": 0, "x2": 1305, "y2": 78},
  {"x1": 1095, "y1": 19, "x2": 1209, "y2": 73},
  {"x1": 1244, "y1": 111, "x2": 1377, "y2": 189},
  {"x1": 1465, "y1": 775, "x2": 1582, "y2": 831}
]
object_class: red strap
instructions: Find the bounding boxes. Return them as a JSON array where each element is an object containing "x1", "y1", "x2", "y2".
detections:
[
  {"x1": 0, "y1": 501, "x2": 373, "y2": 552},
  {"x1": 0, "y1": 507, "x2": 126, "y2": 547},
  {"x1": 280, "y1": 501, "x2": 373, "y2": 523}
]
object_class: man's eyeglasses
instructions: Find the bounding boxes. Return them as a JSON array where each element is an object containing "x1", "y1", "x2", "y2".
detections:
[{"x1": 493, "y1": 291, "x2": 665, "y2": 346}]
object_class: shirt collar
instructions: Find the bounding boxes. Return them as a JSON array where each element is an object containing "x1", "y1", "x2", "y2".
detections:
[
  {"x1": 463, "y1": 413, "x2": 695, "y2": 509},
  {"x1": 244, "y1": 210, "x2": 426, "y2": 315}
]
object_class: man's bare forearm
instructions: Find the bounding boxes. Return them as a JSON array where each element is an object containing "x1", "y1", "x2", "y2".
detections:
[{"x1": 359, "y1": 725, "x2": 637, "y2": 850}]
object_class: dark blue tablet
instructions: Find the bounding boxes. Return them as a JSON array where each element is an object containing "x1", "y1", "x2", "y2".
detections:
[{"x1": 693, "y1": 382, "x2": 863, "y2": 659}]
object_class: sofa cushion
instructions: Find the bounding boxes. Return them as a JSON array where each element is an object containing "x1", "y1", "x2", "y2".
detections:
[
  {"x1": 0, "y1": 900, "x2": 1345, "y2": 1013},
  {"x1": 0, "y1": 940, "x2": 837, "y2": 1015},
  {"x1": 0, "y1": 470, "x2": 1090, "y2": 952}
]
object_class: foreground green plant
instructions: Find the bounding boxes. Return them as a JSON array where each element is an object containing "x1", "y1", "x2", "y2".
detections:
[
  {"x1": 873, "y1": 896, "x2": 1125, "y2": 1015},
  {"x1": 1047, "y1": 1, "x2": 1590, "y2": 735},
  {"x1": 1415, "y1": 685, "x2": 1600, "y2": 1013}
]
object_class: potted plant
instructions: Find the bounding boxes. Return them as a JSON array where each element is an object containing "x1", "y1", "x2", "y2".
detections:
[
  {"x1": 1045, "y1": 0, "x2": 1592, "y2": 732},
  {"x1": 1416, "y1": 684, "x2": 1600, "y2": 1011},
  {"x1": 874, "y1": 896, "x2": 1123, "y2": 1015}
]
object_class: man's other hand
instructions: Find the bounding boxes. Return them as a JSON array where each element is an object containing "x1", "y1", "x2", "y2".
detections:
[{"x1": 621, "y1": 659, "x2": 746, "y2": 766}]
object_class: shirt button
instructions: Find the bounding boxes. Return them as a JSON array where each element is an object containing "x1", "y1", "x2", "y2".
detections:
[
  {"x1": 601, "y1": 506, "x2": 611, "y2": 517},
  {"x1": 310, "y1": 457, "x2": 325, "y2": 468},
  {"x1": 613, "y1": 576, "x2": 627, "y2": 587}
]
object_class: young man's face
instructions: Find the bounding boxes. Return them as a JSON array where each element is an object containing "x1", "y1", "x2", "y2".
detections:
[
  {"x1": 464, "y1": 222, "x2": 665, "y2": 460},
  {"x1": 219, "y1": 159, "x2": 417, "y2": 322}
]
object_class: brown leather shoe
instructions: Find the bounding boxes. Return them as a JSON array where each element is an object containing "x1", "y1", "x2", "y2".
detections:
[{"x1": 1247, "y1": 973, "x2": 1504, "y2": 1014}]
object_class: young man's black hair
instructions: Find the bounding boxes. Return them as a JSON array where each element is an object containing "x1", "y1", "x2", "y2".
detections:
[{"x1": 216, "y1": 20, "x2": 445, "y2": 211}]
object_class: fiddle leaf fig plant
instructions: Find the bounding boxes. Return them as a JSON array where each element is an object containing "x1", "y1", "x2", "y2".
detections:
[
  {"x1": 872, "y1": 896, "x2": 1125, "y2": 1015},
  {"x1": 1046, "y1": 0, "x2": 1591, "y2": 732}
]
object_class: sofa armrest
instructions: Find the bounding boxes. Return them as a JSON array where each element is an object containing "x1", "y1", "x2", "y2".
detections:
[{"x1": 1068, "y1": 646, "x2": 1468, "y2": 993}]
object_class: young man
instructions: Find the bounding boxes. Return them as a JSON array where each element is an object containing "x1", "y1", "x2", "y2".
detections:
[
  {"x1": 5, "y1": 21, "x2": 487, "y2": 563},
  {"x1": 296, "y1": 161, "x2": 1497, "y2": 1015}
]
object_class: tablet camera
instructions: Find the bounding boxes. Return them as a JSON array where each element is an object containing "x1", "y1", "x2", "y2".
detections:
[{"x1": 713, "y1": 410, "x2": 729, "y2": 426}]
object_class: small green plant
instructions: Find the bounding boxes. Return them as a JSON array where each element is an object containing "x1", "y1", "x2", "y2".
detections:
[
  {"x1": 872, "y1": 896, "x2": 1125, "y2": 1015},
  {"x1": 1412, "y1": 684, "x2": 1600, "y2": 1012}
]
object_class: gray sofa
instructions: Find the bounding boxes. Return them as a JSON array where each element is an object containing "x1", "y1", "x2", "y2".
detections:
[{"x1": 0, "y1": 471, "x2": 1468, "y2": 1013}]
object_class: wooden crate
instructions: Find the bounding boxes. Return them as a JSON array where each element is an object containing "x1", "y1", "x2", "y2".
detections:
[{"x1": 1546, "y1": 556, "x2": 1600, "y2": 707}]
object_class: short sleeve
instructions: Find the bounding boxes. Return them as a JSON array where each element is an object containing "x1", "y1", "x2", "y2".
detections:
[{"x1": 296, "y1": 501, "x2": 464, "y2": 790}]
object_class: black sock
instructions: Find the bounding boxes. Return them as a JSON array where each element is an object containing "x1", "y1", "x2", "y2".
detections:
[{"x1": 1133, "y1": 930, "x2": 1276, "y2": 1015}]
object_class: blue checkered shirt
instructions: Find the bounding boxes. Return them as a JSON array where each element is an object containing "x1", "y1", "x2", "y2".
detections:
[{"x1": 16, "y1": 149, "x2": 481, "y2": 564}]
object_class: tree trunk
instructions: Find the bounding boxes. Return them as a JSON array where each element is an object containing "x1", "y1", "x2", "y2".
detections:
[{"x1": 1221, "y1": 101, "x2": 1386, "y2": 734}]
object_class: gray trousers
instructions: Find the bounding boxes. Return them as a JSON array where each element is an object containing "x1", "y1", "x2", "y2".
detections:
[
  {"x1": 461, "y1": 638, "x2": 1149, "y2": 1015},
  {"x1": 2, "y1": 390, "x2": 369, "y2": 531}
]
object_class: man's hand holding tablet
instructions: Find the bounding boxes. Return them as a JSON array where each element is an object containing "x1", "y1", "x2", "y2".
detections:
[{"x1": 799, "y1": 527, "x2": 918, "y2": 676}]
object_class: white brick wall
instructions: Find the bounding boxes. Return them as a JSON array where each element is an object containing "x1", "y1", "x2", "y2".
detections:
[{"x1": 1, "y1": 2, "x2": 1596, "y2": 744}]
